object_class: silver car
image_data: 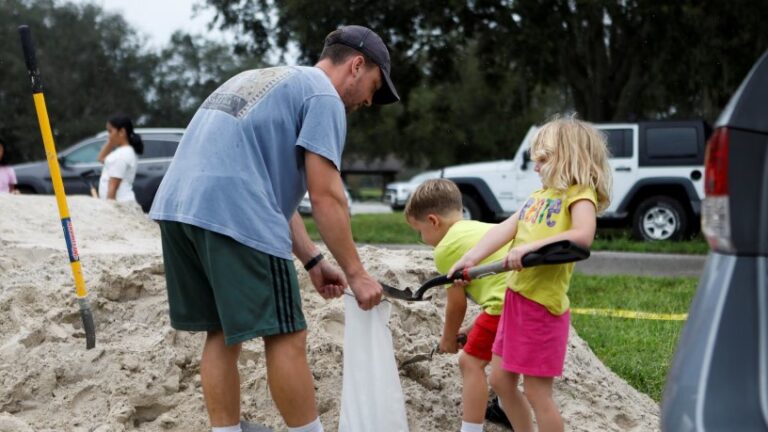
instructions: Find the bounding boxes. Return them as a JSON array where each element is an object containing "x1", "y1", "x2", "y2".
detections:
[
  {"x1": 661, "y1": 50, "x2": 768, "y2": 429},
  {"x1": 12, "y1": 128, "x2": 184, "y2": 212},
  {"x1": 384, "y1": 170, "x2": 441, "y2": 210},
  {"x1": 297, "y1": 186, "x2": 353, "y2": 216}
]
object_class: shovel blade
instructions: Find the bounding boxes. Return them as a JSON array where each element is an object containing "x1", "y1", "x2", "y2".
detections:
[
  {"x1": 381, "y1": 283, "x2": 431, "y2": 301},
  {"x1": 381, "y1": 283, "x2": 417, "y2": 300}
]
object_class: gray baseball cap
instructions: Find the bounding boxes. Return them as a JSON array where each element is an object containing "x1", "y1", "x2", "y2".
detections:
[{"x1": 324, "y1": 25, "x2": 400, "y2": 105}]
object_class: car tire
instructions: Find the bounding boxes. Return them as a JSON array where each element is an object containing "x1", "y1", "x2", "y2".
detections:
[
  {"x1": 632, "y1": 195, "x2": 688, "y2": 241},
  {"x1": 16, "y1": 185, "x2": 36, "y2": 194},
  {"x1": 461, "y1": 193, "x2": 483, "y2": 221}
]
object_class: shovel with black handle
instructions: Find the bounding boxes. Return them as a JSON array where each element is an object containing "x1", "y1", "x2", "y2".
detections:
[{"x1": 383, "y1": 240, "x2": 590, "y2": 302}]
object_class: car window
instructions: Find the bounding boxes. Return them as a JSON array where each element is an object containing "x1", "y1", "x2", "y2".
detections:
[
  {"x1": 63, "y1": 139, "x2": 102, "y2": 165},
  {"x1": 140, "y1": 140, "x2": 179, "y2": 159},
  {"x1": 646, "y1": 127, "x2": 698, "y2": 158},
  {"x1": 603, "y1": 129, "x2": 633, "y2": 158}
]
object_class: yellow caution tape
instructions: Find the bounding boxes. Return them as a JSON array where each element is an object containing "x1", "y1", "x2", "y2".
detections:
[{"x1": 571, "y1": 308, "x2": 688, "y2": 321}]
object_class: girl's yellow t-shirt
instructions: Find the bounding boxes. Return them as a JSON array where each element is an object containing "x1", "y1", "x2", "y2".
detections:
[{"x1": 506, "y1": 185, "x2": 597, "y2": 315}]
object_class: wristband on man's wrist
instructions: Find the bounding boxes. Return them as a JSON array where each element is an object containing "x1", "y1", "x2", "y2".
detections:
[{"x1": 303, "y1": 253, "x2": 324, "y2": 271}]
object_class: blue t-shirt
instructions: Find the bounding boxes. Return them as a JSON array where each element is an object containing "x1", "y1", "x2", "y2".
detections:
[{"x1": 149, "y1": 66, "x2": 346, "y2": 259}]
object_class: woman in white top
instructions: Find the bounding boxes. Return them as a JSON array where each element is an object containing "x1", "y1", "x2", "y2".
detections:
[{"x1": 97, "y1": 115, "x2": 143, "y2": 202}]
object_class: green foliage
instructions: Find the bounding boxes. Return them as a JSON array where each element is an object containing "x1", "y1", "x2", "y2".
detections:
[
  {"x1": 147, "y1": 32, "x2": 265, "y2": 127},
  {"x1": 202, "y1": 0, "x2": 553, "y2": 166},
  {"x1": 5, "y1": 0, "x2": 767, "y2": 171},
  {"x1": 0, "y1": 0, "x2": 156, "y2": 161},
  {"x1": 0, "y1": 0, "x2": 259, "y2": 164},
  {"x1": 569, "y1": 274, "x2": 698, "y2": 400},
  {"x1": 205, "y1": 0, "x2": 768, "y2": 164},
  {"x1": 475, "y1": 0, "x2": 768, "y2": 121}
]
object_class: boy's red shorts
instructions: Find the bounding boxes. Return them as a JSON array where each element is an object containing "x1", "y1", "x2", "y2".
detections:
[{"x1": 462, "y1": 311, "x2": 501, "y2": 362}]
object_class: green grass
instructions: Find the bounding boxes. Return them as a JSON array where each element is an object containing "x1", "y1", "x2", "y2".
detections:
[
  {"x1": 304, "y1": 213, "x2": 709, "y2": 254},
  {"x1": 357, "y1": 187, "x2": 384, "y2": 201},
  {"x1": 303, "y1": 213, "x2": 421, "y2": 244},
  {"x1": 569, "y1": 273, "x2": 698, "y2": 401},
  {"x1": 592, "y1": 229, "x2": 709, "y2": 254}
]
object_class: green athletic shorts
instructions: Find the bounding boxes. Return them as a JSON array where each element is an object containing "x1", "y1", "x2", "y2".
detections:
[{"x1": 158, "y1": 221, "x2": 306, "y2": 345}]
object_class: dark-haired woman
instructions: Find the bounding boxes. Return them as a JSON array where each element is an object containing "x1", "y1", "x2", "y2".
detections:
[{"x1": 97, "y1": 115, "x2": 143, "y2": 202}]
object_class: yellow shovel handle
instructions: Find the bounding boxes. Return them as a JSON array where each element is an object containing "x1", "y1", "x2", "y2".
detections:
[
  {"x1": 32, "y1": 94, "x2": 89, "y2": 299},
  {"x1": 20, "y1": 25, "x2": 95, "y2": 349}
]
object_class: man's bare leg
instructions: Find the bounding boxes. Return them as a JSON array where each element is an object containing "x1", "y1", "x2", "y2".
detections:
[
  {"x1": 201, "y1": 330, "x2": 242, "y2": 427},
  {"x1": 264, "y1": 330, "x2": 319, "y2": 427}
]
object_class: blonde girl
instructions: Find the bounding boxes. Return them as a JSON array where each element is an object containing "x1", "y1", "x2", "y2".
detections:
[{"x1": 450, "y1": 116, "x2": 612, "y2": 432}]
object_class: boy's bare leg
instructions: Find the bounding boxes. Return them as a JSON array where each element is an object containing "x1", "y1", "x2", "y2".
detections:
[
  {"x1": 489, "y1": 355, "x2": 534, "y2": 432},
  {"x1": 458, "y1": 352, "x2": 490, "y2": 423},
  {"x1": 201, "y1": 331, "x2": 242, "y2": 427},
  {"x1": 524, "y1": 375, "x2": 563, "y2": 432},
  {"x1": 264, "y1": 330, "x2": 319, "y2": 427}
]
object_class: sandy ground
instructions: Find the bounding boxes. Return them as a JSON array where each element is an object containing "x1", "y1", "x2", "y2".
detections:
[{"x1": 0, "y1": 195, "x2": 660, "y2": 431}]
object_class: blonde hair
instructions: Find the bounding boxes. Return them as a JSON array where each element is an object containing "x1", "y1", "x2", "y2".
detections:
[
  {"x1": 404, "y1": 179, "x2": 463, "y2": 220},
  {"x1": 530, "y1": 115, "x2": 612, "y2": 212}
]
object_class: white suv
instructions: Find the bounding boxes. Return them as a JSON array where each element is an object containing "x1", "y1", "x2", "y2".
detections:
[{"x1": 441, "y1": 120, "x2": 710, "y2": 241}]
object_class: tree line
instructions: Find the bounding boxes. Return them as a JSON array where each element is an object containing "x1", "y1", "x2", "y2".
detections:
[
  {"x1": 0, "y1": 0, "x2": 258, "y2": 163},
  {"x1": 2, "y1": 0, "x2": 766, "y2": 170}
]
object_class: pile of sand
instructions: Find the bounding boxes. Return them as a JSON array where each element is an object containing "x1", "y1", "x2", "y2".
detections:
[{"x1": 0, "y1": 195, "x2": 660, "y2": 431}]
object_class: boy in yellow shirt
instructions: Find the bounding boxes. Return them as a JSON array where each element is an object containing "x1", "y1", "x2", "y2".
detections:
[{"x1": 404, "y1": 179, "x2": 510, "y2": 432}]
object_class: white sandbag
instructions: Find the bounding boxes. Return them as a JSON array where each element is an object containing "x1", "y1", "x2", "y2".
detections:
[{"x1": 339, "y1": 295, "x2": 409, "y2": 432}]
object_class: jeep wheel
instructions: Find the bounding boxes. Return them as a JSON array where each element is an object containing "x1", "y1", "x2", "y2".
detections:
[
  {"x1": 461, "y1": 193, "x2": 482, "y2": 220},
  {"x1": 632, "y1": 196, "x2": 688, "y2": 241}
]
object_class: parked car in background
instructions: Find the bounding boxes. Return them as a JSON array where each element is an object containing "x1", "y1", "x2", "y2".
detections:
[
  {"x1": 384, "y1": 170, "x2": 441, "y2": 210},
  {"x1": 661, "y1": 50, "x2": 768, "y2": 430},
  {"x1": 12, "y1": 128, "x2": 184, "y2": 212},
  {"x1": 298, "y1": 185, "x2": 353, "y2": 216},
  {"x1": 440, "y1": 120, "x2": 710, "y2": 240}
]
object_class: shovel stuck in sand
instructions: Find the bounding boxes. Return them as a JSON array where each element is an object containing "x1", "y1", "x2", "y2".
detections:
[
  {"x1": 382, "y1": 240, "x2": 590, "y2": 302},
  {"x1": 18, "y1": 25, "x2": 96, "y2": 349}
]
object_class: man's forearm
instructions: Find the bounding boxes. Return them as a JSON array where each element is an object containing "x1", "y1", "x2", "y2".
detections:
[
  {"x1": 311, "y1": 196, "x2": 364, "y2": 278},
  {"x1": 290, "y1": 212, "x2": 321, "y2": 264}
]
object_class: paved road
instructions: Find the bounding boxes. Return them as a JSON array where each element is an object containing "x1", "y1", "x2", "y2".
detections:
[
  {"x1": 575, "y1": 251, "x2": 705, "y2": 278},
  {"x1": 350, "y1": 201, "x2": 392, "y2": 215}
]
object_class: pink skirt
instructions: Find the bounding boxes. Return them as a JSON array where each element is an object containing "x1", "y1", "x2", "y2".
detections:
[{"x1": 492, "y1": 289, "x2": 570, "y2": 377}]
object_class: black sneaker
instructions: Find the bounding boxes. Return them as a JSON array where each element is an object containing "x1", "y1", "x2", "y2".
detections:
[{"x1": 485, "y1": 396, "x2": 513, "y2": 430}]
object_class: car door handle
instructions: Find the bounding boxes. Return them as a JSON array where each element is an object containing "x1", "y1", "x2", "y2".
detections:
[{"x1": 615, "y1": 167, "x2": 631, "y2": 172}]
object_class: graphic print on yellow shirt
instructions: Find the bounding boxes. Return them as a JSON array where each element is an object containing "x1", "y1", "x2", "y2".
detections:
[{"x1": 506, "y1": 185, "x2": 597, "y2": 315}]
